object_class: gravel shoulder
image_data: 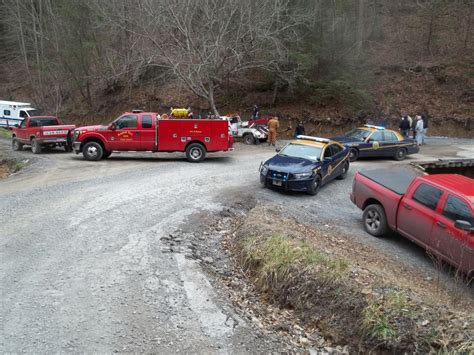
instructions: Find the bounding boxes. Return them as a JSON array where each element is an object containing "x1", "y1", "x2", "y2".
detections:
[{"x1": 0, "y1": 137, "x2": 472, "y2": 352}]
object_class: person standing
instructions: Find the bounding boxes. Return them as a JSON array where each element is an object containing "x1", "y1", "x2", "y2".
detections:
[
  {"x1": 294, "y1": 121, "x2": 305, "y2": 137},
  {"x1": 399, "y1": 115, "x2": 410, "y2": 138},
  {"x1": 421, "y1": 113, "x2": 429, "y2": 144},
  {"x1": 267, "y1": 115, "x2": 280, "y2": 146},
  {"x1": 415, "y1": 115, "x2": 424, "y2": 146},
  {"x1": 251, "y1": 105, "x2": 259, "y2": 121}
]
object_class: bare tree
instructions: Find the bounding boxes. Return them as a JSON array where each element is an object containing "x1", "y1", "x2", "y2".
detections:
[{"x1": 95, "y1": 0, "x2": 306, "y2": 115}]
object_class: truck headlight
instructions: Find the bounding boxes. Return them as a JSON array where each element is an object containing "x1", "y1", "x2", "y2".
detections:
[{"x1": 293, "y1": 172, "x2": 312, "y2": 179}]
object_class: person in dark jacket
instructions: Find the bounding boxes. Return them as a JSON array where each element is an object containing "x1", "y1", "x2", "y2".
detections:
[
  {"x1": 399, "y1": 116, "x2": 410, "y2": 138},
  {"x1": 421, "y1": 113, "x2": 429, "y2": 144},
  {"x1": 294, "y1": 121, "x2": 305, "y2": 137},
  {"x1": 251, "y1": 105, "x2": 259, "y2": 121}
]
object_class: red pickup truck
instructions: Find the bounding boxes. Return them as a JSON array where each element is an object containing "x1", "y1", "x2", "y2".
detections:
[
  {"x1": 11, "y1": 116, "x2": 75, "y2": 154},
  {"x1": 72, "y1": 111, "x2": 233, "y2": 162},
  {"x1": 351, "y1": 169, "x2": 474, "y2": 277}
]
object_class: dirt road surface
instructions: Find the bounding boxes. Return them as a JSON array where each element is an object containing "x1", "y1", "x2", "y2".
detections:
[{"x1": 1, "y1": 137, "x2": 473, "y2": 352}]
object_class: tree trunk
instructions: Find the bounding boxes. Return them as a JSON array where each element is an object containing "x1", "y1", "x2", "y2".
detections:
[
  {"x1": 208, "y1": 83, "x2": 219, "y2": 116},
  {"x1": 271, "y1": 81, "x2": 278, "y2": 107},
  {"x1": 356, "y1": 0, "x2": 365, "y2": 56}
]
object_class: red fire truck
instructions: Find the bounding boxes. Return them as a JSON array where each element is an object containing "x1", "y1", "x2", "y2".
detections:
[{"x1": 72, "y1": 111, "x2": 233, "y2": 162}]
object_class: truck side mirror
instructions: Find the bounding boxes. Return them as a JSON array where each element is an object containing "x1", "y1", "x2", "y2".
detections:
[
  {"x1": 109, "y1": 123, "x2": 117, "y2": 130},
  {"x1": 14, "y1": 124, "x2": 19, "y2": 128},
  {"x1": 454, "y1": 220, "x2": 472, "y2": 231}
]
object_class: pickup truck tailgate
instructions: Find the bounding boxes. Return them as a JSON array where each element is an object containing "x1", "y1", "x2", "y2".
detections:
[{"x1": 359, "y1": 168, "x2": 421, "y2": 195}]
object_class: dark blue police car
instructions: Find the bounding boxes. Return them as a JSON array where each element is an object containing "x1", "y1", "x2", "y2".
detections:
[
  {"x1": 259, "y1": 135, "x2": 350, "y2": 195},
  {"x1": 331, "y1": 125, "x2": 419, "y2": 162}
]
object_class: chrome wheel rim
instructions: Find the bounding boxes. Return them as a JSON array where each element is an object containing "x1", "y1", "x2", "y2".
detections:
[
  {"x1": 87, "y1": 146, "x2": 98, "y2": 158},
  {"x1": 365, "y1": 210, "x2": 380, "y2": 232},
  {"x1": 191, "y1": 148, "x2": 202, "y2": 159}
]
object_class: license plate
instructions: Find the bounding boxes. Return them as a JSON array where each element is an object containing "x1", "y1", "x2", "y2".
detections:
[{"x1": 272, "y1": 180, "x2": 282, "y2": 186}]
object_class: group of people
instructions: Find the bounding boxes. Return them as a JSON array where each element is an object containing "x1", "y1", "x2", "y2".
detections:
[
  {"x1": 266, "y1": 116, "x2": 306, "y2": 147},
  {"x1": 399, "y1": 113, "x2": 429, "y2": 146}
]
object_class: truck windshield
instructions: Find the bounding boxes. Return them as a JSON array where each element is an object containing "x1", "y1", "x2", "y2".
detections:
[
  {"x1": 31, "y1": 118, "x2": 59, "y2": 126},
  {"x1": 279, "y1": 143, "x2": 322, "y2": 161},
  {"x1": 345, "y1": 129, "x2": 371, "y2": 141},
  {"x1": 26, "y1": 109, "x2": 41, "y2": 116}
]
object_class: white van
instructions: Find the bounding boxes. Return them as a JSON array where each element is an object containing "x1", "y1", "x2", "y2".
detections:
[{"x1": 0, "y1": 100, "x2": 40, "y2": 128}]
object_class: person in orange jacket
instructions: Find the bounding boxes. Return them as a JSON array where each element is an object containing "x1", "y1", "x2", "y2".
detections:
[{"x1": 267, "y1": 115, "x2": 280, "y2": 146}]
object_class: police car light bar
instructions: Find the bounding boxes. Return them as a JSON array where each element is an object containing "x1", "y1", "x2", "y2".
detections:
[
  {"x1": 296, "y1": 135, "x2": 330, "y2": 143},
  {"x1": 364, "y1": 124, "x2": 385, "y2": 130}
]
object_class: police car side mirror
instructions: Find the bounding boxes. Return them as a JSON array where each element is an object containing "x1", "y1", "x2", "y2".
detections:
[{"x1": 275, "y1": 148, "x2": 281, "y2": 153}]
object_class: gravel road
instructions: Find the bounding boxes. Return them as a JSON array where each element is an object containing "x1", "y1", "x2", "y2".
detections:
[{"x1": 0, "y1": 136, "x2": 472, "y2": 352}]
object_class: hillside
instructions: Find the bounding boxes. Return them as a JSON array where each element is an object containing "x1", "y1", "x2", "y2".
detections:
[{"x1": 0, "y1": 0, "x2": 472, "y2": 137}]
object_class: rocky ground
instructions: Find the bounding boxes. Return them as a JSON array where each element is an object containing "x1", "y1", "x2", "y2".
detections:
[{"x1": 0, "y1": 136, "x2": 472, "y2": 352}]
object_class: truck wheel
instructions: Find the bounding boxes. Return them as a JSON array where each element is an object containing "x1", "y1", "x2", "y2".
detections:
[
  {"x1": 186, "y1": 143, "x2": 206, "y2": 163},
  {"x1": 307, "y1": 175, "x2": 321, "y2": 196},
  {"x1": 363, "y1": 204, "x2": 388, "y2": 237},
  {"x1": 12, "y1": 138, "x2": 23, "y2": 151},
  {"x1": 102, "y1": 151, "x2": 112, "y2": 159},
  {"x1": 243, "y1": 134, "x2": 255, "y2": 145},
  {"x1": 394, "y1": 148, "x2": 407, "y2": 161},
  {"x1": 82, "y1": 142, "x2": 103, "y2": 161},
  {"x1": 336, "y1": 161, "x2": 349, "y2": 180},
  {"x1": 31, "y1": 138, "x2": 42, "y2": 154},
  {"x1": 349, "y1": 148, "x2": 358, "y2": 162}
]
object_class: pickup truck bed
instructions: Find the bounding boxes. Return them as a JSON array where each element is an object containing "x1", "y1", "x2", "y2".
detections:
[{"x1": 359, "y1": 168, "x2": 421, "y2": 195}]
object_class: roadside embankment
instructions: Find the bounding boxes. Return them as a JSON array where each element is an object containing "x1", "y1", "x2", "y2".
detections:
[{"x1": 227, "y1": 206, "x2": 473, "y2": 353}]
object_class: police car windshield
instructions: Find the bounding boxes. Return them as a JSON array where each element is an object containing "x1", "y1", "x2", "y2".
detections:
[
  {"x1": 279, "y1": 143, "x2": 322, "y2": 161},
  {"x1": 345, "y1": 128, "x2": 371, "y2": 141}
]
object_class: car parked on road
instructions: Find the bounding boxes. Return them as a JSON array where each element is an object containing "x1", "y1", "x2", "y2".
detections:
[
  {"x1": 11, "y1": 116, "x2": 75, "y2": 154},
  {"x1": 351, "y1": 168, "x2": 474, "y2": 277},
  {"x1": 332, "y1": 125, "x2": 419, "y2": 162},
  {"x1": 259, "y1": 135, "x2": 350, "y2": 195}
]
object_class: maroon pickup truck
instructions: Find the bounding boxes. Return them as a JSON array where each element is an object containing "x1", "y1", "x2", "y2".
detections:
[
  {"x1": 351, "y1": 169, "x2": 474, "y2": 277},
  {"x1": 12, "y1": 116, "x2": 75, "y2": 154}
]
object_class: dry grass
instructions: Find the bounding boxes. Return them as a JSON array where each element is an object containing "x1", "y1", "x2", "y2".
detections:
[
  {"x1": 232, "y1": 207, "x2": 474, "y2": 353},
  {"x1": 0, "y1": 128, "x2": 12, "y2": 139},
  {"x1": 242, "y1": 235, "x2": 349, "y2": 290}
]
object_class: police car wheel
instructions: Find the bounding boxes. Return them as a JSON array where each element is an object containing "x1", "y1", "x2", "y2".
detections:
[
  {"x1": 336, "y1": 161, "x2": 349, "y2": 180},
  {"x1": 307, "y1": 175, "x2": 321, "y2": 196},
  {"x1": 394, "y1": 148, "x2": 407, "y2": 161},
  {"x1": 31, "y1": 138, "x2": 42, "y2": 154},
  {"x1": 186, "y1": 143, "x2": 206, "y2": 163},
  {"x1": 83, "y1": 142, "x2": 103, "y2": 161},
  {"x1": 349, "y1": 148, "x2": 358, "y2": 162},
  {"x1": 363, "y1": 204, "x2": 387, "y2": 237},
  {"x1": 12, "y1": 138, "x2": 23, "y2": 151}
]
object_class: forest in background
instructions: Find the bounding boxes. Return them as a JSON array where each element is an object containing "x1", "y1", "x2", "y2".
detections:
[{"x1": 0, "y1": 0, "x2": 472, "y2": 135}]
